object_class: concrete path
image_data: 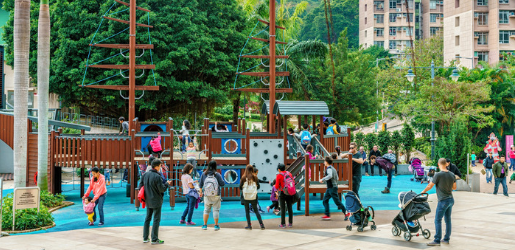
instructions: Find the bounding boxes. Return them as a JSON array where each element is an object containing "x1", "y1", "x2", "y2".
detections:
[{"x1": 1, "y1": 192, "x2": 514, "y2": 250}]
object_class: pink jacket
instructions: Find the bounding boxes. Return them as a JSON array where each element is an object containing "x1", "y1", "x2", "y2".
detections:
[
  {"x1": 84, "y1": 174, "x2": 107, "y2": 200},
  {"x1": 150, "y1": 135, "x2": 162, "y2": 152},
  {"x1": 510, "y1": 150, "x2": 515, "y2": 159},
  {"x1": 83, "y1": 200, "x2": 96, "y2": 214}
]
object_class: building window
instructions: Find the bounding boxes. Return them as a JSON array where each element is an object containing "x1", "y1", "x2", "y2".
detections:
[
  {"x1": 455, "y1": 36, "x2": 460, "y2": 46},
  {"x1": 455, "y1": 17, "x2": 460, "y2": 26},
  {"x1": 477, "y1": 0, "x2": 488, "y2": 5},
  {"x1": 500, "y1": 30, "x2": 510, "y2": 43},
  {"x1": 456, "y1": 0, "x2": 460, "y2": 7},
  {"x1": 500, "y1": 0, "x2": 509, "y2": 3},
  {"x1": 405, "y1": 27, "x2": 413, "y2": 36},
  {"x1": 375, "y1": 28, "x2": 384, "y2": 37},
  {"x1": 475, "y1": 32, "x2": 488, "y2": 45},
  {"x1": 430, "y1": 27, "x2": 441, "y2": 36},
  {"x1": 430, "y1": 14, "x2": 439, "y2": 23},
  {"x1": 430, "y1": 0, "x2": 437, "y2": 9},
  {"x1": 475, "y1": 12, "x2": 488, "y2": 25},
  {"x1": 374, "y1": 1, "x2": 384, "y2": 10},
  {"x1": 365, "y1": 17, "x2": 368, "y2": 24},
  {"x1": 389, "y1": 13, "x2": 398, "y2": 22},
  {"x1": 500, "y1": 11, "x2": 510, "y2": 24},
  {"x1": 390, "y1": 0, "x2": 397, "y2": 9},
  {"x1": 407, "y1": 0, "x2": 414, "y2": 9},
  {"x1": 389, "y1": 40, "x2": 398, "y2": 49},
  {"x1": 475, "y1": 51, "x2": 488, "y2": 62},
  {"x1": 365, "y1": 4, "x2": 368, "y2": 11},
  {"x1": 389, "y1": 27, "x2": 398, "y2": 36},
  {"x1": 374, "y1": 41, "x2": 385, "y2": 47},
  {"x1": 402, "y1": 13, "x2": 414, "y2": 21},
  {"x1": 375, "y1": 14, "x2": 384, "y2": 23}
]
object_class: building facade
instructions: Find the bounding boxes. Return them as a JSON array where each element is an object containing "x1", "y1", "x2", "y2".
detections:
[
  {"x1": 444, "y1": 0, "x2": 515, "y2": 68},
  {"x1": 359, "y1": 0, "x2": 442, "y2": 55}
]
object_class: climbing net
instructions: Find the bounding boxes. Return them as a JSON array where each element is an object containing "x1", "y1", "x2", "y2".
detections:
[
  {"x1": 81, "y1": 1, "x2": 156, "y2": 88},
  {"x1": 233, "y1": 20, "x2": 291, "y2": 100}
]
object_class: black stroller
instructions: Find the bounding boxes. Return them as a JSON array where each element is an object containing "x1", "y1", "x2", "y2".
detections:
[
  {"x1": 345, "y1": 191, "x2": 376, "y2": 232},
  {"x1": 391, "y1": 191, "x2": 431, "y2": 241}
]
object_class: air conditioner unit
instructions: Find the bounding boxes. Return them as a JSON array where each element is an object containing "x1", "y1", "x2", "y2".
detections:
[{"x1": 397, "y1": 8, "x2": 402, "y2": 12}]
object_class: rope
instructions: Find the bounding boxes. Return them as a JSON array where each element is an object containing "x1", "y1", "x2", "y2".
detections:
[
  {"x1": 237, "y1": 60, "x2": 269, "y2": 74},
  {"x1": 234, "y1": 77, "x2": 268, "y2": 89},
  {"x1": 147, "y1": 12, "x2": 156, "y2": 86},
  {"x1": 93, "y1": 27, "x2": 130, "y2": 45},
  {"x1": 107, "y1": 8, "x2": 129, "y2": 16},
  {"x1": 89, "y1": 50, "x2": 129, "y2": 65},
  {"x1": 86, "y1": 70, "x2": 129, "y2": 86}
]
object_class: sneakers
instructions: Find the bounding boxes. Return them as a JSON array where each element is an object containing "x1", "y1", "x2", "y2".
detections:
[
  {"x1": 441, "y1": 240, "x2": 449, "y2": 244},
  {"x1": 186, "y1": 221, "x2": 196, "y2": 225},
  {"x1": 344, "y1": 215, "x2": 349, "y2": 221},
  {"x1": 381, "y1": 187, "x2": 390, "y2": 194},
  {"x1": 214, "y1": 225, "x2": 220, "y2": 231},
  {"x1": 365, "y1": 172, "x2": 370, "y2": 176},
  {"x1": 260, "y1": 224, "x2": 265, "y2": 230},
  {"x1": 245, "y1": 225, "x2": 252, "y2": 230},
  {"x1": 288, "y1": 223, "x2": 292, "y2": 228},
  {"x1": 179, "y1": 220, "x2": 186, "y2": 224},
  {"x1": 88, "y1": 222, "x2": 94, "y2": 226},
  {"x1": 427, "y1": 241, "x2": 441, "y2": 246},
  {"x1": 202, "y1": 225, "x2": 207, "y2": 230},
  {"x1": 322, "y1": 215, "x2": 331, "y2": 220},
  {"x1": 151, "y1": 240, "x2": 164, "y2": 245},
  {"x1": 98, "y1": 222, "x2": 104, "y2": 226},
  {"x1": 267, "y1": 206, "x2": 270, "y2": 213},
  {"x1": 143, "y1": 239, "x2": 150, "y2": 243},
  {"x1": 279, "y1": 224, "x2": 287, "y2": 228}
]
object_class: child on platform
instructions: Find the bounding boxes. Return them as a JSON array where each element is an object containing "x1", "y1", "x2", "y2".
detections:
[
  {"x1": 186, "y1": 141, "x2": 197, "y2": 168},
  {"x1": 83, "y1": 197, "x2": 96, "y2": 226},
  {"x1": 149, "y1": 132, "x2": 163, "y2": 157}
]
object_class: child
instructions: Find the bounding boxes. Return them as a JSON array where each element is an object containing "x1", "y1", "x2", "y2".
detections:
[
  {"x1": 326, "y1": 119, "x2": 339, "y2": 135},
  {"x1": 267, "y1": 185, "x2": 280, "y2": 215},
  {"x1": 289, "y1": 124, "x2": 315, "y2": 150},
  {"x1": 186, "y1": 141, "x2": 197, "y2": 168},
  {"x1": 180, "y1": 120, "x2": 192, "y2": 153},
  {"x1": 303, "y1": 145, "x2": 316, "y2": 179},
  {"x1": 149, "y1": 132, "x2": 163, "y2": 157},
  {"x1": 83, "y1": 197, "x2": 96, "y2": 226},
  {"x1": 471, "y1": 151, "x2": 476, "y2": 167},
  {"x1": 320, "y1": 156, "x2": 347, "y2": 221}
]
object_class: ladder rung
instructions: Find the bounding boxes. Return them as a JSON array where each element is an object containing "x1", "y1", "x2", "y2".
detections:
[
  {"x1": 88, "y1": 64, "x2": 156, "y2": 70},
  {"x1": 239, "y1": 55, "x2": 289, "y2": 59},
  {"x1": 236, "y1": 71, "x2": 290, "y2": 77},
  {"x1": 114, "y1": 0, "x2": 151, "y2": 12},
  {"x1": 89, "y1": 44, "x2": 154, "y2": 49},
  {"x1": 258, "y1": 19, "x2": 286, "y2": 30},
  {"x1": 103, "y1": 16, "x2": 153, "y2": 28},
  {"x1": 250, "y1": 37, "x2": 287, "y2": 45}
]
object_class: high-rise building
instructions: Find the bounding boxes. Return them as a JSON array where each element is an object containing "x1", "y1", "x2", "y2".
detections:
[{"x1": 444, "y1": 0, "x2": 515, "y2": 68}]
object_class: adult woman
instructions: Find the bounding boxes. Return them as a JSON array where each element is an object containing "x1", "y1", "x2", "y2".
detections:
[
  {"x1": 180, "y1": 163, "x2": 200, "y2": 225},
  {"x1": 275, "y1": 163, "x2": 294, "y2": 228},
  {"x1": 83, "y1": 167, "x2": 107, "y2": 226},
  {"x1": 180, "y1": 120, "x2": 192, "y2": 153},
  {"x1": 199, "y1": 161, "x2": 225, "y2": 231},
  {"x1": 240, "y1": 165, "x2": 265, "y2": 230}
]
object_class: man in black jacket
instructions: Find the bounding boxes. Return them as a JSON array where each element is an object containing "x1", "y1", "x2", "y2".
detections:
[
  {"x1": 139, "y1": 159, "x2": 171, "y2": 245},
  {"x1": 446, "y1": 159, "x2": 462, "y2": 179},
  {"x1": 369, "y1": 146, "x2": 383, "y2": 176},
  {"x1": 483, "y1": 152, "x2": 495, "y2": 183}
]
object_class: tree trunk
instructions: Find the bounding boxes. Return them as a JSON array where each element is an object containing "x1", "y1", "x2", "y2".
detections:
[
  {"x1": 13, "y1": 0, "x2": 31, "y2": 188},
  {"x1": 232, "y1": 92, "x2": 241, "y2": 123},
  {"x1": 37, "y1": 0, "x2": 50, "y2": 191},
  {"x1": 323, "y1": 0, "x2": 336, "y2": 107}
]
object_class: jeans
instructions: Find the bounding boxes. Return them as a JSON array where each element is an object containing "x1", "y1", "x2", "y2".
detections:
[
  {"x1": 143, "y1": 206, "x2": 162, "y2": 242},
  {"x1": 363, "y1": 162, "x2": 370, "y2": 174},
  {"x1": 485, "y1": 168, "x2": 493, "y2": 183},
  {"x1": 187, "y1": 159, "x2": 197, "y2": 169},
  {"x1": 104, "y1": 170, "x2": 111, "y2": 184},
  {"x1": 352, "y1": 175, "x2": 361, "y2": 197},
  {"x1": 243, "y1": 200, "x2": 263, "y2": 226},
  {"x1": 181, "y1": 194, "x2": 196, "y2": 222},
  {"x1": 279, "y1": 192, "x2": 294, "y2": 225},
  {"x1": 370, "y1": 163, "x2": 382, "y2": 176},
  {"x1": 434, "y1": 197, "x2": 454, "y2": 243},
  {"x1": 181, "y1": 136, "x2": 191, "y2": 152},
  {"x1": 471, "y1": 160, "x2": 476, "y2": 167},
  {"x1": 386, "y1": 169, "x2": 393, "y2": 189},
  {"x1": 510, "y1": 159, "x2": 515, "y2": 170},
  {"x1": 92, "y1": 193, "x2": 106, "y2": 224},
  {"x1": 494, "y1": 177, "x2": 509, "y2": 196},
  {"x1": 323, "y1": 187, "x2": 346, "y2": 216}
]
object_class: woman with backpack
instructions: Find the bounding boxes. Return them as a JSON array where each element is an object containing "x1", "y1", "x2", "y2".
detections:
[
  {"x1": 275, "y1": 163, "x2": 295, "y2": 228},
  {"x1": 240, "y1": 165, "x2": 265, "y2": 230},
  {"x1": 199, "y1": 161, "x2": 225, "y2": 231}
]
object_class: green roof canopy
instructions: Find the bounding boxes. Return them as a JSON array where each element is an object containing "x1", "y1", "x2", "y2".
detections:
[{"x1": 261, "y1": 101, "x2": 329, "y2": 116}]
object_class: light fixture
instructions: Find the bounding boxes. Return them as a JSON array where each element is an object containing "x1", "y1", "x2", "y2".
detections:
[
  {"x1": 450, "y1": 69, "x2": 460, "y2": 82},
  {"x1": 405, "y1": 68, "x2": 415, "y2": 83}
]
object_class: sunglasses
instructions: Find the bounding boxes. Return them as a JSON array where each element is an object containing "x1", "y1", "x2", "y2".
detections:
[{"x1": 350, "y1": 147, "x2": 355, "y2": 149}]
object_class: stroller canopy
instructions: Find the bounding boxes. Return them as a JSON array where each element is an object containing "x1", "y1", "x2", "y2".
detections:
[
  {"x1": 410, "y1": 158, "x2": 422, "y2": 168},
  {"x1": 345, "y1": 191, "x2": 362, "y2": 213},
  {"x1": 398, "y1": 191, "x2": 431, "y2": 221}
]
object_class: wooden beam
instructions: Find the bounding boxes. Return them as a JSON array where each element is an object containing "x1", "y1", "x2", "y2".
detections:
[
  {"x1": 103, "y1": 16, "x2": 153, "y2": 28},
  {"x1": 236, "y1": 71, "x2": 290, "y2": 77},
  {"x1": 258, "y1": 19, "x2": 285, "y2": 30},
  {"x1": 114, "y1": 0, "x2": 151, "y2": 12},
  {"x1": 87, "y1": 64, "x2": 155, "y2": 70},
  {"x1": 239, "y1": 55, "x2": 289, "y2": 59},
  {"x1": 249, "y1": 37, "x2": 287, "y2": 45},
  {"x1": 232, "y1": 88, "x2": 292, "y2": 93},
  {"x1": 89, "y1": 44, "x2": 154, "y2": 49},
  {"x1": 83, "y1": 85, "x2": 159, "y2": 91}
]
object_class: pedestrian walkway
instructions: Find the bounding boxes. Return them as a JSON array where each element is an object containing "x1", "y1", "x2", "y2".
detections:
[{"x1": 1, "y1": 192, "x2": 513, "y2": 250}]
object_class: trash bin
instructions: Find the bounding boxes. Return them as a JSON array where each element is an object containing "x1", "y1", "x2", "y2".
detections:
[{"x1": 126, "y1": 183, "x2": 131, "y2": 197}]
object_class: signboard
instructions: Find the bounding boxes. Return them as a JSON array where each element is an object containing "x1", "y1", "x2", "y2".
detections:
[
  {"x1": 507, "y1": 135, "x2": 514, "y2": 160},
  {"x1": 12, "y1": 187, "x2": 40, "y2": 231}
]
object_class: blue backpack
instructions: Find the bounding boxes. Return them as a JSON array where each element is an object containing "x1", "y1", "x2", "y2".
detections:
[
  {"x1": 326, "y1": 125, "x2": 335, "y2": 135},
  {"x1": 300, "y1": 131, "x2": 312, "y2": 145}
]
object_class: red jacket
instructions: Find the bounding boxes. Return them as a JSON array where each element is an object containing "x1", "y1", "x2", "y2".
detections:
[
  {"x1": 150, "y1": 135, "x2": 162, "y2": 152},
  {"x1": 138, "y1": 186, "x2": 146, "y2": 209},
  {"x1": 275, "y1": 171, "x2": 285, "y2": 191}
]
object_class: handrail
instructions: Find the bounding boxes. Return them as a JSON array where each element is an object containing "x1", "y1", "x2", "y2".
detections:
[
  {"x1": 291, "y1": 136, "x2": 307, "y2": 155},
  {"x1": 313, "y1": 136, "x2": 330, "y2": 157}
]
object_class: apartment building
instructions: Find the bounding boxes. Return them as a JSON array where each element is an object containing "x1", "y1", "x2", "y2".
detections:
[
  {"x1": 444, "y1": 0, "x2": 515, "y2": 68},
  {"x1": 359, "y1": 0, "x2": 443, "y2": 55}
]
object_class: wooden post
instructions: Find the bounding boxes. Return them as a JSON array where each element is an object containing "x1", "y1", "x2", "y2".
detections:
[
  {"x1": 242, "y1": 118, "x2": 246, "y2": 135},
  {"x1": 80, "y1": 164, "x2": 85, "y2": 199},
  {"x1": 283, "y1": 116, "x2": 287, "y2": 163},
  {"x1": 319, "y1": 115, "x2": 324, "y2": 143},
  {"x1": 246, "y1": 128, "x2": 250, "y2": 165},
  {"x1": 297, "y1": 115, "x2": 302, "y2": 131},
  {"x1": 49, "y1": 130, "x2": 56, "y2": 194},
  {"x1": 268, "y1": 0, "x2": 276, "y2": 134},
  {"x1": 305, "y1": 153, "x2": 310, "y2": 216},
  {"x1": 128, "y1": 0, "x2": 137, "y2": 131},
  {"x1": 130, "y1": 128, "x2": 136, "y2": 203},
  {"x1": 237, "y1": 118, "x2": 241, "y2": 133},
  {"x1": 312, "y1": 115, "x2": 316, "y2": 134},
  {"x1": 169, "y1": 186, "x2": 175, "y2": 210}
]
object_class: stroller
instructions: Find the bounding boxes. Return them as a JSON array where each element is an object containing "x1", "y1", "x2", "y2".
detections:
[
  {"x1": 426, "y1": 166, "x2": 436, "y2": 183},
  {"x1": 345, "y1": 191, "x2": 376, "y2": 232},
  {"x1": 391, "y1": 191, "x2": 431, "y2": 241},
  {"x1": 409, "y1": 158, "x2": 426, "y2": 183}
]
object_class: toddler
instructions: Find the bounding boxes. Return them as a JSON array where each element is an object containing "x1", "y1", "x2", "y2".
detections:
[
  {"x1": 83, "y1": 197, "x2": 96, "y2": 226},
  {"x1": 186, "y1": 141, "x2": 197, "y2": 168}
]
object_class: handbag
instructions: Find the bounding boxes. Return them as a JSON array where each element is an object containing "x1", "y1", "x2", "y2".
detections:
[{"x1": 481, "y1": 169, "x2": 486, "y2": 175}]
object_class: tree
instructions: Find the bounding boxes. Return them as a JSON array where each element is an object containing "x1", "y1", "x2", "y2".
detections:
[
  {"x1": 355, "y1": 132, "x2": 365, "y2": 149},
  {"x1": 390, "y1": 130, "x2": 402, "y2": 161},
  {"x1": 435, "y1": 121, "x2": 472, "y2": 176},
  {"x1": 364, "y1": 133, "x2": 377, "y2": 153},
  {"x1": 377, "y1": 130, "x2": 390, "y2": 153},
  {"x1": 13, "y1": 0, "x2": 31, "y2": 188},
  {"x1": 37, "y1": 0, "x2": 50, "y2": 190},
  {"x1": 401, "y1": 123, "x2": 415, "y2": 163}
]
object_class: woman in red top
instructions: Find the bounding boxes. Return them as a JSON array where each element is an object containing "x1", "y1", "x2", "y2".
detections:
[
  {"x1": 275, "y1": 163, "x2": 294, "y2": 228},
  {"x1": 83, "y1": 167, "x2": 107, "y2": 226}
]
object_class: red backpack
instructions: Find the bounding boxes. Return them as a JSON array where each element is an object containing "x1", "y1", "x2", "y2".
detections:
[{"x1": 281, "y1": 171, "x2": 297, "y2": 196}]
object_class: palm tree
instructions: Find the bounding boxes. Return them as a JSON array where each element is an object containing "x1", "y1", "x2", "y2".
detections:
[
  {"x1": 13, "y1": 0, "x2": 31, "y2": 188},
  {"x1": 37, "y1": 0, "x2": 50, "y2": 190}
]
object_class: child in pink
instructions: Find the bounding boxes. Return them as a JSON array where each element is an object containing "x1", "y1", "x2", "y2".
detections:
[
  {"x1": 149, "y1": 132, "x2": 163, "y2": 156},
  {"x1": 83, "y1": 197, "x2": 96, "y2": 225},
  {"x1": 302, "y1": 145, "x2": 316, "y2": 178}
]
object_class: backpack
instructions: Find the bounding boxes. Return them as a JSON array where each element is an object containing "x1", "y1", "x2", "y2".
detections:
[
  {"x1": 242, "y1": 179, "x2": 258, "y2": 200},
  {"x1": 203, "y1": 174, "x2": 219, "y2": 197},
  {"x1": 281, "y1": 171, "x2": 297, "y2": 196},
  {"x1": 383, "y1": 153, "x2": 397, "y2": 164},
  {"x1": 300, "y1": 131, "x2": 312, "y2": 145},
  {"x1": 326, "y1": 125, "x2": 335, "y2": 135}
]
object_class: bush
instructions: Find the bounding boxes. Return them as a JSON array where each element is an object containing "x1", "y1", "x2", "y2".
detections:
[
  {"x1": 40, "y1": 191, "x2": 65, "y2": 208},
  {"x1": 401, "y1": 123, "x2": 416, "y2": 163},
  {"x1": 214, "y1": 105, "x2": 233, "y2": 116},
  {"x1": 435, "y1": 121, "x2": 472, "y2": 177},
  {"x1": 364, "y1": 133, "x2": 377, "y2": 153},
  {"x1": 1, "y1": 194, "x2": 54, "y2": 231},
  {"x1": 377, "y1": 130, "x2": 391, "y2": 153},
  {"x1": 355, "y1": 132, "x2": 365, "y2": 149}
]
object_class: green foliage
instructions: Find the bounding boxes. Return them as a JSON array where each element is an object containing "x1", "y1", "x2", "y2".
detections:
[
  {"x1": 214, "y1": 106, "x2": 233, "y2": 116},
  {"x1": 61, "y1": 127, "x2": 81, "y2": 134},
  {"x1": 435, "y1": 121, "x2": 472, "y2": 177},
  {"x1": 362, "y1": 45, "x2": 393, "y2": 68},
  {"x1": 390, "y1": 130, "x2": 402, "y2": 156},
  {"x1": 377, "y1": 130, "x2": 390, "y2": 153},
  {"x1": 40, "y1": 191, "x2": 65, "y2": 208},
  {"x1": 355, "y1": 132, "x2": 365, "y2": 149},
  {"x1": 364, "y1": 133, "x2": 377, "y2": 153},
  {"x1": 401, "y1": 123, "x2": 415, "y2": 162},
  {"x1": 1, "y1": 193, "x2": 54, "y2": 231}
]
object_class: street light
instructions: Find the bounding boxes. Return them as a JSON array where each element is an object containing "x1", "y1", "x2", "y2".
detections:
[
  {"x1": 405, "y1": 68, "x2": 415, "y2": 83},
  {"x1": 450, "y1": 69, "x2": 460, "y2": 82}
]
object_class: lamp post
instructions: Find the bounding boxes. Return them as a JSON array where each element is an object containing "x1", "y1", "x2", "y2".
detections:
[{"x1": 404, "y1": 60, "x2": 459, "y2": 161}]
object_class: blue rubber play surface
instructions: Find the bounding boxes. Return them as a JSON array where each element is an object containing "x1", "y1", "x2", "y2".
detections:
[{"x1": 2, "y1": 175, "x2": 434, "y2": 235}]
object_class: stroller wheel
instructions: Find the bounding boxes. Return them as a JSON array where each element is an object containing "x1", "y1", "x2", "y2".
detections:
[
  {"x1": 346, "y1": 225, "x2": 352, "y2": 231},
  {"x1": 371, "y1": 225, "x2": 377, "y2": 231},
  {"x1": 357, "y1": 226, "x2": 364, "y2": 232},
  {"x1": 422, "y1": 229, "x2": 431, "y2": 239},
  {"x1": 410, "y1": 178, "x2": 414, "y2": 181},
  {"x1": 392, "y1": 226, "x2": 400, "y2": 236},
  {"x1": 404, "y1": 232, "x2": 412, "y2": 241}
]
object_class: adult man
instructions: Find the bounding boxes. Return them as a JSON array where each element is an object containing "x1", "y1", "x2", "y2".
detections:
[
  {"x1": 360, "y1": 146, "x2": 370, "y2": 176},
  {"x1": 422, "y1": 158, "x2": 457, "y2": 246},
  {"x1": 320, "y1": 156, "x2": 348, "y2": 221},
  {"x1": 493, "y1": 156, "x2": 509, "y2": 197},
  {"x1": 483, "y1": 152, "x2": 495, "y2": 184},
  {"x1": 446, "y1": 159, "x2": 462, "y2": 179},
  {"x1": 139, "y1": 159, "x2": 172, "y2": 245},
  {"x1": 340, "y1": 142, "x2": 364, "y2": 196},
  {"x1": 118, "y1": 117, "x2": 129, "y2": 135},
  {"x1": 368, "y1": 146, "x2": 383, "y2": 176}
]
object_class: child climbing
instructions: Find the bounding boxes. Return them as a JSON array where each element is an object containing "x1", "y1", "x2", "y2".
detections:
[
  {"x1": 303, "y1": 145, "x2": 316, "y2": 179},
  {"x1": 289, "y1": 124, "x2": 315, "y2": 150},
  {"x1": 82, "y1": 197, "x2": 96, "y2": 226},
  {"x1": 149, "y1": 132, "x2": 163, "y2": 157},
  {"x1": 180, "y1": 120, "x2": 192, "y2": 153}
]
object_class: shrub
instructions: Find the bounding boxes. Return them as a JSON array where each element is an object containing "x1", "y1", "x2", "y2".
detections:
[
  {"x1": 1, "y1": 194, "x2": 54, "y2": 231},
  {"x1": 435, "y1": 121, "x2": 472, "y2": 178},
  {"x1": 40, "y1": 191, "x2": 65, "y2": 208},
  {"x1": 377, "y1": 130, "x2": 391, "y2": 153},
  {"x1": 355, "y1": 132, "x2": 365, "y2": 149},
  {"x1": 364, "y1": 133, "x2": 377, "y2": 153},
  {"x1": 401, "y1": 123, "x2": 416, "y2": 163}
]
